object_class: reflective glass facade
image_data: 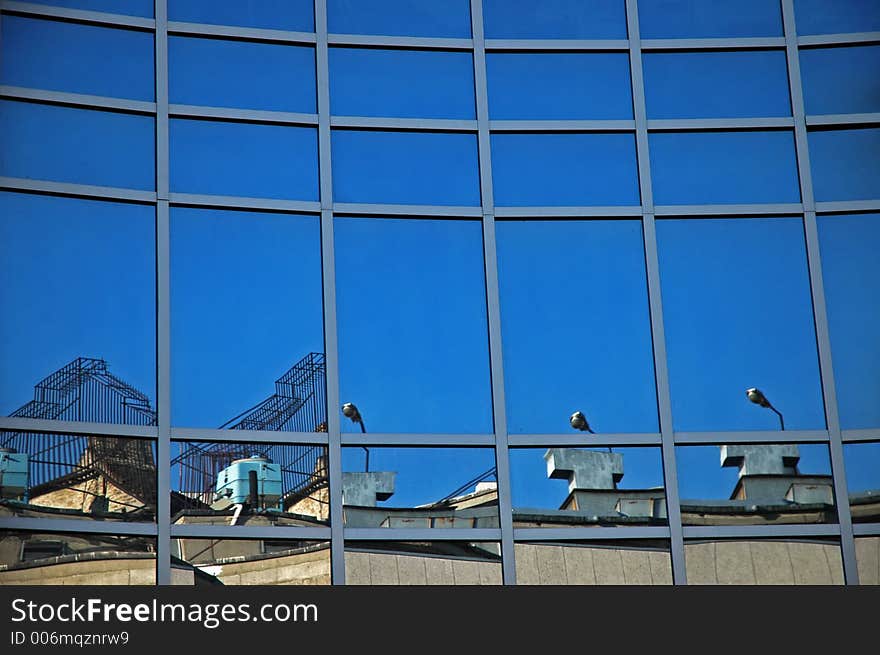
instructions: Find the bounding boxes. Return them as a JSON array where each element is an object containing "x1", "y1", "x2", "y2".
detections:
[{"x1": 0, "y1": 0, "x2": 877, "y2": 586}]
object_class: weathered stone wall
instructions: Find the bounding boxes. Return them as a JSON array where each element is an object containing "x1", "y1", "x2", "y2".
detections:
[
  {"x1": 856, "y1": 536, "x2": 879, "y2": 585},
  {"x1": 30, "y1": 476, "x2": 145, "y2": 515},
  {"x1": 515, "y1": 543, "x2": 672, "y2": 585},
  {"x1": 0, "y1": 558, "x2": 157, "y2": 585},
  {"x1": 684, "y1": 540, "x2": 844, "y2": 584},
  {"x1": 212, "y1": 548, "x2": 331, "y2": 586},
  {"x1": 344, "y1": 551, "x2": 502, "y2": 585}
]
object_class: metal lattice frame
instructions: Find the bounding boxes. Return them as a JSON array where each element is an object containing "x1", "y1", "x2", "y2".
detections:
[{"x1": 0, "y1": 0, "x2": 877, "y2": 584}]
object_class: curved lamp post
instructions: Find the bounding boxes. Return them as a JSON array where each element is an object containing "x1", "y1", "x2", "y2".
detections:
[
  {"x1": 745, "y1": 388, "x2": 785, "y2": 430},
  {"x1": 341, "y1": 402, "x2": 369, "y2": 472}
]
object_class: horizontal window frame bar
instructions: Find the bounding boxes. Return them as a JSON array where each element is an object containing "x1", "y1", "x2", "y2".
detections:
[
  {"x1": 654, "y1": 203, "x2": 805, "y2": 216},
  {"x1": 1, "y1": 1, "x2": 154, "y2": 30},
  {"x1": 330, "y1": 116, "x2": 477, "y2": 131},
  {"x1": 167, "y1": 21, "x2": 316, "y2": 45},
  {"x1": 798, "y1": 32, "x2": 880, "y2": 47},
  {"x1": 853, "y1": 524, "x2": 880, "y2": 537},
  {"x1": 806, "y1": 113, "x2": 880, "y2": 127},
  {"x1": 168, "y1": 193, "x2": 320, "y2": 213},
  {"x1": 0, "y1": 417, "x2": 158, "y2": 439},
  {"x1": 327, "y1": 33, "x2": 473, "y2": 51},
  {"x1": 341, "y1": 434, "x2": 496, "y2": 447},
  {"x1": 0, "y1": 176, "x2": 157, "y2": 203},
  {"x1": 647, "y1": 117, "x2": 795, "y2": 130},
  {"x1": 331, "y1": 203, "x2": 483, "y2": 217},
  {"x1": 170, "y1": 525, "x2": 331, "y2": 540},
  {"x1": 0, "y1": 85, "x2": 156, "y2": 114},
  {"x1": 508, "y1": 433, "x2": 662, "y2": 447},
  {"x1": 815, "y1": 200, "x2": 880, "y2": 214},
  {"x1": 513, "y1": 527, "x2": 671, "y2": 541},
  {"x1": 641, "y1": 37, "x2": 786, "y2": 51},
  {"x1": 489, "y1": 119, "x2": 635, "y2": 131},
  {"x1": 343, "y1": 528, "x2": 502, "y2": 541},
  {"x1": 682, "y1": 524, "x2": 841, "y2": 539},
  {"x1": 169, "y1": 427, "x2": 329, "y2": 445},
  {"x1": 494, "y1": 206, "x2": 643, "y2": 217},
  {"x1": 0, "y1": 516, "x2": 158, "y2": 535},
  {"x1": 485, "y1": 39, "x2": 629, "y2": 51},
  {"x1": 170, "y1": 104, "x2": 318, "y2": 126},
  {"x1": 841, "y1": 429, "x2": 880, "y2": 443},
  {"x1": 673, "y1": 430, "x2": 831, "y2": 444}
]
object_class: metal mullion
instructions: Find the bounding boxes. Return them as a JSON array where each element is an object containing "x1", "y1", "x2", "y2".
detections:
[
  {"x1": 806, "y1": 113, "x2": 880, "y2": 127},
  {"x1": 169, "y1": 104, "x2": 319, "y2": 126},
  {"x1": 674, "y1": 430, "x2": 831, "y2": 444},
  {"x1": 0, "y1": 517, "x2": 158, "y2": 536},
  {"x1": 782, "y1": 0, "x2": 859, "y2": 584},
  {"x1": 489, "y1": 119, "x2": 636, "y2": 131},
  {"x1": 798, "y1": 32, "x2": 880, "y2": 47},
  {"x1": 314, "y1": 0, "x2": 344, "y2": 585},
  {"x1": 344, "y1": 528, "x2": 502, "y2": 541},
  {"x1": 627, "y1": 0, "x2": 686, "y2": 584},
  {"x1": 331, "y1": 202, "x2": 481, "y2": 217},
  {"x1": 647, "y1": 117, "x2": 795, "y2": 130},
  {"x1": 327, "y1": 33, "x2": 473, "y2": 51},
  {"x1": 0, "y1": 417, "x2": 158, "y2": 438},
  {"x1": 170, "y1": 427, "x2": 329, "y2": 445},
  {"x1": 514, "y1": 527, "x2": 671, "y2": 541},
  {"x1": 508, "y1": 433, "x2": 662, "y2": 447},
  {"x1": 485, "y1": 38, "x2": 629, "y2": 51},
  {"x1": 330, "y1": 116, "x2": 477, "y2": 131},
  {"x1": 167, "y1": 21, "x2": 317, "y2": 45},
  {"x1": 654, "y1": 203, "x2": 804, "y2": 216},
  {"x1": 471, "y1": 0, "x2": 515, "y2": 585},
  {"x1": 170, "y1": 525, "x2": 330, "y2": 540},
  {"x1": 683, "y1": 524, "x2": 841, "y2": 540},
  {"x1": 340, "y1": 434, "x2": 496, "y2": 447},
  {"x1": 168, "y1": 192, "x2": 320, "y2": 213},
  {"x1": 0, "y1": 176, "x2": 157, "y2": 203},
  {"x1": 154, "y1": 0, "x2": 170, "y2": 586},
  {"x1": 0, "y1": 86, "x2": 156, "y2": 114},
  {"x1": 816, "y1": 200, "x2": 880, "y2": 214},
  {"x1": 641, "y1": 37, "x2": 786, "y2": 51},
  {"x1": 853, "y1": 524, "x2": 880, "y2": 537},
  {"x1": 1, "y1": 1, "x2": 155, "y2": 30},
  {"x1": 494, "y1": 206, "x2": 642, "y2": 218},
  {"x1": 841, "y1": 429, "x2": 880, "y2": 443}
]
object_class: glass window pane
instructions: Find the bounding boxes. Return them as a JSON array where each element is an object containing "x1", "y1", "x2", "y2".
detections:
[
  {"x1": 169, "y1": 37, "x2": 316, "y2": 113},
  {"x1": 800, "y1": 45, "x2": 880, "y2": 116},
  {"x1": 638, "y1": 0, "x2": 782, "y2": 38},
  {"x1": 515, "y1": 541, "x2": 672, "y2": 585},
  {"x1": 170, "y1": 118, "x2": 318, "y2": 200},
  {"x1": 0, "y1": 192, "x2": 156, "y2": 422},
  {"x1": 497, "y1": 220, "x2": 657, "y2": 433},
  {"x1": 0, "y1": 100, "x2": 155, "y2": 190},
  {"x1": 794, "y1": 0, "x2": 880, "y2": 36},
  {"x1": 171, "y1": 208, "x2": 324, "y2": 428},
  {"x1": 24, "y1": 0, "x2": 153, "y2": 17},
  {"x1": 483, "y1": 0, "x2": 627, "y2": 39},
  {"x1": 856, "y1": 537, "x2": 880, "y2": 585},
  {"x1": 345, "y1": 542, "x2": 501, "y2": 585},
  {"x1": 335, "y1": 218, "x2": 493, "y2": 434},
  {"x1": 677, "y1": 443, "x2": 836, "y2": 526},
  {"x1": 172, "y1": 539, "x2": 330, "y2": 585},
  {"x1": 491, "y1": 133, "x2": 640, "y2": 206},
  {"x1": 327, "y1": 0, "x2": 472, "y2": 38},
  {"x1": 487, "y1": 53, "x2": 633, "y2": 120},
  {"x1": 1, "y1": 16, "x2": 154, "y2": 101},
  {"x1": 643, "y1": 51, "x2": 791, "y2": 119},
  {"x1": 171, "y1": 440, "x2": 329, "y2": 527},
  {"x1": 657, "y1": 218, "x2": 825, "y2": 431},
  {"x1": 0, "y1": 431, "x2": 156, "y2": 522},
  {"x1": 329, "y1": 47, "x2": 474, "y2": 119},
  {"x1": 685, "y1": 538, "x2": 844, "y2": 584},
  {"x1": 0, "y1": 531, "x2": 157, "y2": 584},
  {"x1": 809, "y1": 127, "x2": 880, "y2": 202},
  {"x1": 510, "y1": 447, "x2": 667, "y2": 528},
  {"x1": 649, "y1": 131, "x2": 801, "y2": 204},
  {"x1": 169, "y1": 0, "x2": 314, "y2": 32},
  {"x1": 843, "y1": 442, "x2": 880, "y2": 524},
  {"x1": 331, "y1": 131, "x2": 480, "y2": 205},
  {"x1": 341, "y1": 447, "x2": 498, "y2": 527},
  {"x1": 819, "y1": 214, "x2": 880, "y2": 429}
]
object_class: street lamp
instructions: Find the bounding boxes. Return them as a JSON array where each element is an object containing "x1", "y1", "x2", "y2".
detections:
[
  {"x1": 570, "y1": 410, "x2": 612, "y2": 453},
  {"x1": 341, "y1": 402, "x2": 369, "y2": 472},
  {"x1": 745, "y1": 388, "x2": 785, "y2": 430}
]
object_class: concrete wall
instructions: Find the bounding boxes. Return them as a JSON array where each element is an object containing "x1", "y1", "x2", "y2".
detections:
[
  {"x1": 684, "y1": 540, "x2": 844, "y2": 584},
  {"x1": 856, "y1": 537, "x2": 879, "y2": 585},
  {"x1": 514, "y1": 543, "x2": 672, "y2": 585},
  {"x1": 344, "y1": 551, "x2": 502, "y2": 585},
  {"x1": 210, "y1": 548, "x2": 330, "y2": 586},
  {"x1": 0, "y1": 557, "x2": 157, "y2": 585}
]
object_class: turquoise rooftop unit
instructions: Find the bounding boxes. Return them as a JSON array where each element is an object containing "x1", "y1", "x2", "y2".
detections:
[
  {"x1": 214, "y1": 456, "x2": 282, "y2": 507},
  {"x1": 0, "y1": 449, "x2": 29, "y2": 499}
]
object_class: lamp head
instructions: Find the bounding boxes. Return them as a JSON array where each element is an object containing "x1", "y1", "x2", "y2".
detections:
[
  {"x1": 569, "y1": 411, "x2": 590, "y2": 432},
  {"x1": 746, "y1": 388, "x2": 772, "y2": 408},
  {"x1": 341, "y1": 402, "x2": 361, "y2": 422}
]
